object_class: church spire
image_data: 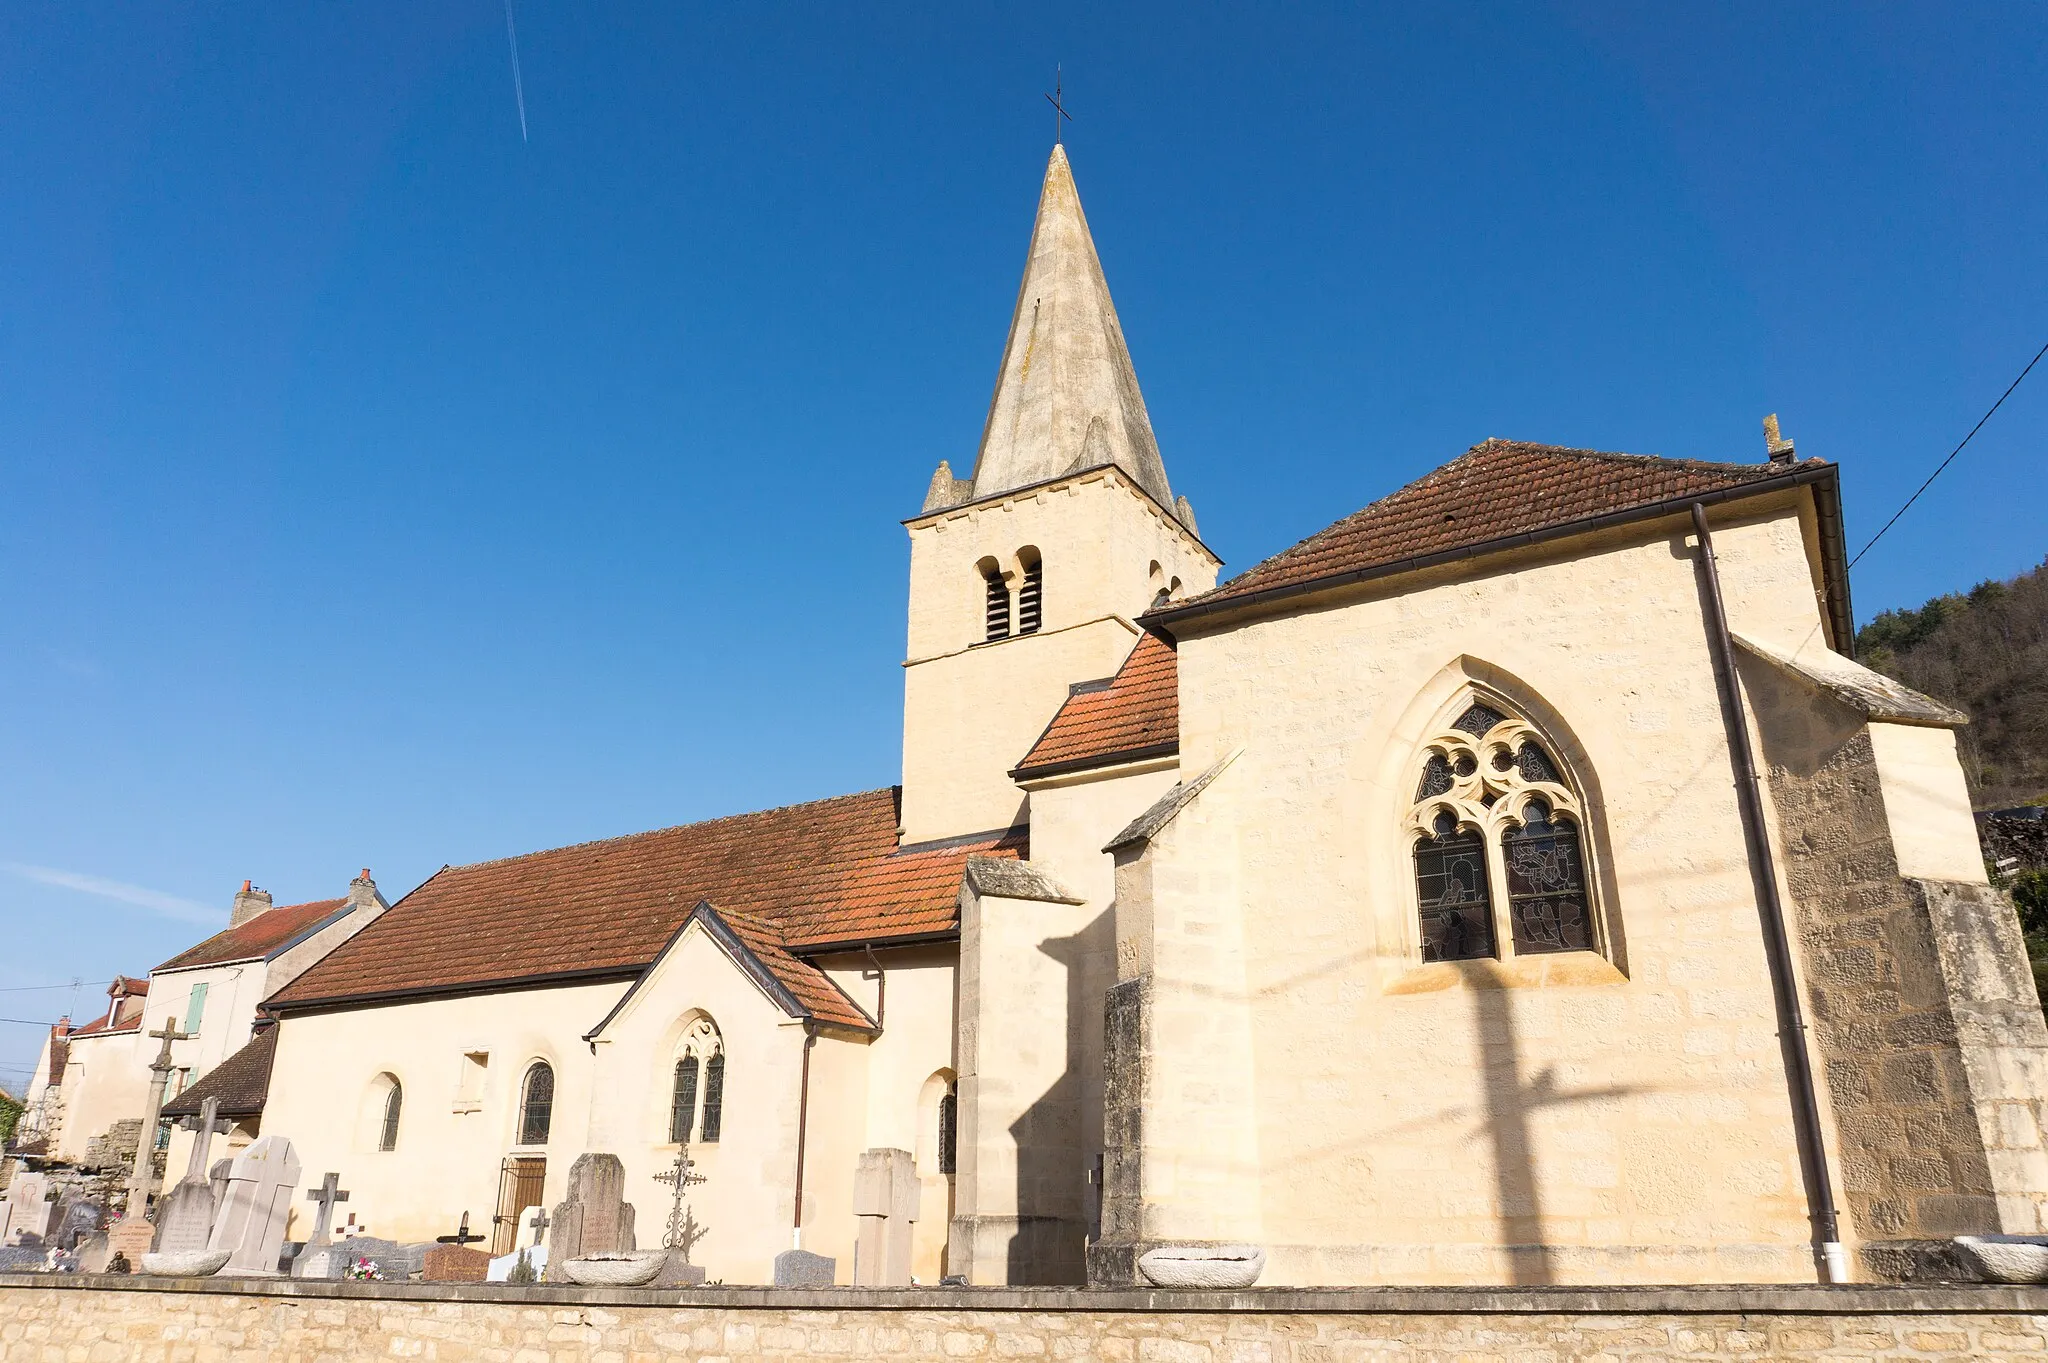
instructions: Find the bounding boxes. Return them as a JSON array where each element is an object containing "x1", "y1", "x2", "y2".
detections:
[{"x1": 961, "y1": 146, "x2": 1179, "y2": 517}]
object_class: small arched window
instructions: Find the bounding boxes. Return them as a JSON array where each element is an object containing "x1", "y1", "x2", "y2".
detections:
[
  {"x1": 518, "y1": 1062, "x2": 554, "y2": 1146},
  {"x1": 982, "y1": 559, "x2": 1011, "y2": 641},
  {"x1": 668, "y1": 1016, "x2": 724, "y2": 1145},
  {"x1": 937, "y1": 1087, "x2": 958, "y2": 1175},
  {"x1": 1016, "y1": 549, "x2": 1043, "y2": 635},
  {"x1": 1408, "y1": 696, "x2": 1597, "y2": 963},
  {"x1": 379, "y1": 1080, "x2": 403, "y2": 1151}
]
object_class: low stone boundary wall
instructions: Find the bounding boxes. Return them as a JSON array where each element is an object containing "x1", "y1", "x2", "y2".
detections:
[{"x1": 3, "y1": 1275, "x2": 2047, "y2": 1360}]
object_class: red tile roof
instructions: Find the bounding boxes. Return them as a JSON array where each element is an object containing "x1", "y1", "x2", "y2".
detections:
[
  {"x1": 267, "y1": 788, "x2": 1025, "y2": 1012},
  {"x1": 154, "y1": 898, "x2": 350, "y2": 974},
  {"x1": 1161, "y1": 441, "x2": 1820, "y2": 619},
  {"x1": 161, "y1": 1028, "x2": 277, "y2": 1120},
  {"x1": 70, "y1": 984, "x2": 150, "y2": 1037},
  {"x1": 716, "y1": 909, "x2": 875, "y2": 1031},
  {"x1": 1014, "y1": 632, "x2": 1179, "y2": 779}
]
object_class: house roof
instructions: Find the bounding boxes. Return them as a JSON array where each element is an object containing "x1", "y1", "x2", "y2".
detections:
[
  {"x1": 1150, "y1": 441, "x2": 1846, "y2": 635},
  {"x1": 153, "y1": 898, "x2": 350, "y2": 974},
  {"x1": 69, "y1": 982, "x2": 149, "y2": 1037},
  {"x1": 161, "y1": 1028, "x2": 276, "y2": 1121},
  {"x1": 267, "y1": 787, "x2": 1025, "y2": 1012},
  {"x1": 1014, "y1": 631, "x2": 1179, "y2": 780}
]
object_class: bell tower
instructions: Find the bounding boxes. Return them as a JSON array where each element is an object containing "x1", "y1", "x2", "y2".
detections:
[{"x1": 899, "y1": 146, "x2": 1219, "y2": 844}]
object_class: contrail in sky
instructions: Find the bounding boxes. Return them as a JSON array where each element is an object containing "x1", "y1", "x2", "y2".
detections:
[
  {"x1": 0, "y1": 862, "x2": 217, "y2": 925},
  {"x1": 503, "y1": 0, "x2": 529, "y2": 142}
]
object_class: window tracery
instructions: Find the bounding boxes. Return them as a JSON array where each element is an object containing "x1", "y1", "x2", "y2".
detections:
[
  {"x1": 1407, "y1": 696, "x2": 1597, "y2": 964},
  {"x1": 518, "y1": 1062, "x2": 554, "y2": 1146},
  {"x1": 668, "y1": 1015, "x2": 724, "y2": 1145}
]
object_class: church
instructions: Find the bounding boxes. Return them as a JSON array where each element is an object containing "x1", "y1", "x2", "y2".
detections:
[{"x1": 241, "y1": 144, "x2": 2047, "y2": 1288}]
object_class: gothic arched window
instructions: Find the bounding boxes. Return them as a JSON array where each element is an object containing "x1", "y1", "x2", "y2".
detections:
[
  {"x1": 668, "y1": 1015, "x2": 724, "y2": 1145},
  {"x1": 1408, "y1": 695, "x2": 1598, "y2": 963},
  {"x1": 518, "y1": 1062, "x2": 554, "y2": 1146}
]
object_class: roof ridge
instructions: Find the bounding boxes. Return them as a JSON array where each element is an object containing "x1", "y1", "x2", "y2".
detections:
[{"x1": 446, "y1": 786, "x2": 902, "y2": 873}]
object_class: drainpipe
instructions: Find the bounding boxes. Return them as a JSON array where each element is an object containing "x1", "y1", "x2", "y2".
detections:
[
  {"x1": 861, "y1": 944, "x2": 887, "y2": 1029},
  {"x1": 791, "y1": 1020, "x2": 817, "y2": 1250},
  {"x1": 1691, "y1": 503, "x2": 1848, "y2": 1284}
]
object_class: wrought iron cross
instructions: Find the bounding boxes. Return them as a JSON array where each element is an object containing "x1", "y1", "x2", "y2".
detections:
[
  {"x1": 1044, "y1": 66, "x2": 1072, "y2": 146},
  {"x1": 436, "y1": 1210, "x2": 486, "y2": 1247},
  {"x1": 653, "y1": 1143, "x2": 709, "y2": 1260}
]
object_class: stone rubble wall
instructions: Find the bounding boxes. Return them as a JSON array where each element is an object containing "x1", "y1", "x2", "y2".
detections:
[{"x1": 5, "y1": 1278, "x2": 2048, "y2": 1362}]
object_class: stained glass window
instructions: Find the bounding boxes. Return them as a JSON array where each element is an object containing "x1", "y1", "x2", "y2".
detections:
[
  {"x1": 380, "y1": 1082, "x2": 403, "y2": 1152},
  {"x1": 519, "y1": 1063, "x2": 554, "y2": 1146},
  {"x1": 1414, "y1": 814, "x2": 1496, "y2": 962},
  {"x1": 700, "y1": 1053, "x2": 725, "y2": 1143},
  {"x1": 1416, "y1": 753, "x2": 1453, "y2": 800},
  {"x1": 1452, "y1": 703, "x2": 1506, "y2": 737},
  {"x1": 670, "y1": 1055, "x2": 698, "y2": 1143},
  {"x1": 1502, "y1": 799, "x2": 1592, "y2": 954},
  {"x1": 1517, "y1": 741, "x2": 1562, "y2": 785}
]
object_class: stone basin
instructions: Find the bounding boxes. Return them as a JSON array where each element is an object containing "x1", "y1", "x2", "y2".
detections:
[
  {"x1": 1137, "y1": 1244, "x2": 1266, "y2": 1289},
  {"x1": 560, "y1": 1252, "x2": 666, "y2": 1286},
  {"x1": 1953, "y1": 1234, "x2": 2048, "y2": 1283},
  {"x1": 140, "y1": 1250, "x2": 232, "y2": 1278}
]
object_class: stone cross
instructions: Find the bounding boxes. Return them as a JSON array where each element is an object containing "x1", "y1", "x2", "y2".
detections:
[
  {"x1": 435, "y1": 1211, "x2": 486, "y2": 1247},
  {"x1": 304, "y1": 1174, "x2": 349, "y2": 1248},
  {"x1": 148, "y1": 1099, "x2": 225, "y2": 1257},
  {"x1": 208, "y1": 1134, "x2": 301, "y2": 1274},
  {"x1": 526, "y1": 1206, "x2": 549, "y2": 1247},
  {"x1": 125, "y1": 1020, "x2": 192, "y2": 1208},
  {"x1": 183, "y1": 1098, "x2": 224, "y2": 1184}
]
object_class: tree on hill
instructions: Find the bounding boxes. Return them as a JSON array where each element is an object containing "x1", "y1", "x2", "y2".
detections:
[{"x1": 1857, "y1": 557, "x2": 2048, "y2": 810}]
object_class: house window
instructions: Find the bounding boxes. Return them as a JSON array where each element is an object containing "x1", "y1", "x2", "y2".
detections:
[
  {"x1": 380, "y1": 1080, "x2": 403, "y2": 1151},
  {"x1": 182, "y1": 983, "x2": 209, "y2": 1036},
  {"x1": 670, "y1": 1056, "x2": 698, "y2": 1143},
  {"x1": 518, "y1": 1062, "x2": 554, "y2": 1146},
  {"x1": 1017, "y1": 549, "x2": 1043, "y2": 634},
  {"x1": 1409, "y1": 695, "x2": 1599, "y2": 964}
]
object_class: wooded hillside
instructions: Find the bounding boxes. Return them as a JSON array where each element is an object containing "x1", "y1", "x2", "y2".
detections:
[{"x1": 1856, "y1": 557, "x2": 2048, "y2": 809}]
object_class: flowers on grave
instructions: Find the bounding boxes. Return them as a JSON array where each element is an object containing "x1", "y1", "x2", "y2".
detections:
[{"x1": 343, "y1": 1256, "x2": 384, "y2": 1281}]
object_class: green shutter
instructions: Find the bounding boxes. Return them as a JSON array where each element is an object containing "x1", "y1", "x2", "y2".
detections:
[{"x1": 183, "y1": 982, "x2": 209, "y2": 1034}]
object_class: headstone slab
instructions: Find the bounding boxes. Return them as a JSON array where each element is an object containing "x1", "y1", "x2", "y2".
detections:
[
  {"x1": 314, "y1": 1236, "x2": 408, "y2": 1281},
  {"x1": 107, "y1": 1219, "x2": 156, "y2": 1267},
  {"x1": 421, "y1": 1244, "x2": 492, "y2": 1283},
  {"x1": 74, "y1": 1233, "x2": 111, "y2": 1275},
  {"x1": 773, "y1": 1249, "x2": 836, "y2": 1287},
  {"x1": 208, "y1": 1135, "x2": 301, "y2": 1275},
  {"x1": 52, "y1": 1198, "x2": 105, "y2": 1251},
  {"x1": 4, "y1": 1172, "x2": 52, "y2": 1242},
  {"x1": 653, "y1": 1251, "x2": 707, "y2": 1288},
  {"x1": 0, "y1": 1246, "x2": 47, "y2": 1274},
  {"x1": 151, "y1": 1180, "x2": 218, "y2": 1257},
  {"x1": 541, "y1": 1153, "x2": 637, "y2": 1283}
]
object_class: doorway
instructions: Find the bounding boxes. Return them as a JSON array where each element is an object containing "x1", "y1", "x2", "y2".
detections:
[{"x1": 493, "y1": 1156, "x2": 546, "y2": 1256}]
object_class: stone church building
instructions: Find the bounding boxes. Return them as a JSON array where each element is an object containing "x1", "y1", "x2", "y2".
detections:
[{"x1": 247, "y1": 146, "x2": 2047, "y2": 1287}]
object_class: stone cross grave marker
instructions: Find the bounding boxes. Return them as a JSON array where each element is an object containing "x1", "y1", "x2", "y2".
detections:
[
  {"x1": 852, "y1": 1147, "x2": 919, "y2": 1286},
  {"x1": 526, "y1": 1205, "x2": 549, "y2": 1247},
  {"x1": 208, "y1": 1134, "x2": 301, "y2": 1274},
  {"x1": 291, "y1": 1174, "x2": 349, "y2": 1278},
  {"x1": 151, "y1": 1097, "x2": 224, "y2": 1256}
]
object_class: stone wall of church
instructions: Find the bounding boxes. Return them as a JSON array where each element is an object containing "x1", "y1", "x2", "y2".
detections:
[
  {"x1": 1747, "y1": 667, "x2": 2048, "y2": 1275},
  {"x1": 1148, "y1": 494, "x2": 1853, "y2": 1284}
]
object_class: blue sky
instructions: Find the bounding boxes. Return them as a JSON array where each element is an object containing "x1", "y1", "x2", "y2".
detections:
[{"x1": 2, "y1": 3, "x2": 2043, "y2": 1088}]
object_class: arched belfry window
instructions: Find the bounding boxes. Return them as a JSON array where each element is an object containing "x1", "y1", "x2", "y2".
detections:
[
  {"x1": 1408, "y1": 696, "x2": 1597, "y2": 962},
  {"x1": 379, "y1": 1079, "x2": 403, "y2": 1152},
  {"x1": 518, "y1": 1062, "x2": 554, "y2": 1146},
  {"x1": 1016, "y1": 548, "x2": 1043, "y2": 635},
  {"x1": 980, "y1": 559, "x2": 1011, "y2": 642},
  {"x1": 668, "y1": 1016, "x2": 724, "y2": 1144}
]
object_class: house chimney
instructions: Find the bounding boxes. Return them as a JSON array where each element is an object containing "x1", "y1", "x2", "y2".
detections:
[
  {"x1": 231, "y1": 879, "x2": 275, "y2": 928},
  {"x1": 1763, "y1": 413, "x2": 1796, "y2": 465},
  {"x1": 348, "y1": 867, "x2": 385, "y2": 917}
]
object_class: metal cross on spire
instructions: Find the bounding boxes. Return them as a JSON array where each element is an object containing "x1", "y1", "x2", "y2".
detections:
[{"x1": 1044, "y1": 65, "x2": 1072, "y2": 146}]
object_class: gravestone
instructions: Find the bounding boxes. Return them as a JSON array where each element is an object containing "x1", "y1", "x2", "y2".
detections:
[
  {"x1": 51, "y1": 1196, "x2": 104, "y2": 1251},
  {"x1": 313, "y1": 1236, "x2": 409, "y2": 1280},
  {"x1": 0, "y1": 1199, "x2": 12, "y2": 1244},
  {"x1": 292, "y1": 1174, "x2": 349, "y2": 1279},
  {"x1": 773, "y1": 1248, "x2": 836, "y2": 1286},
  {"x1": 3, "y1": 1172, "x2": 52, "y2": 1244},
  {"x1": 106, "y1": 1219, "x2": 154, "y2": 1268},
  {"x1": 0, "y1": 1246, "x2": 46, "y2": 1274},
  {"x1": 151, "y1": 1099, "x2": 226, "y2": 1256},
  {"x1": 208, "y1": 1134, "x2": 301, "y2": 1274},
  {"x1": 74, "y1": 1232, "x2": 111, "y2": 1274},
  {"x1": 852, "y1": 1147, "x2": 918, "y2": 1287},
  {"x1": 540, "y1": 1153, "x2": 636, "y2": 1283},
  {"x1": 421, "y1": 1244, "x2": 491, "y2": 1282}
]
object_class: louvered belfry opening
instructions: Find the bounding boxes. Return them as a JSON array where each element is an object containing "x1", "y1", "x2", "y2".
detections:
[
  {"x1": 983, "y1": 564, "x2": 1012, "y2": 641},
  {"x1": 1017, "y1": 554, "x2": 1043, "y2": 635}
]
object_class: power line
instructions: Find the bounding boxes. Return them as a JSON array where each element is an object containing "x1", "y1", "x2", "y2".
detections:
[
  {"x1": 0, "y1": 1017, "x2": 62, "y2": 1027},
  {"x1": 0, "y1": 980, "x2": 109, "y2": 994},
  {"x1": 1850, "y1": 338, "x2": 2048, "y2": 570}
]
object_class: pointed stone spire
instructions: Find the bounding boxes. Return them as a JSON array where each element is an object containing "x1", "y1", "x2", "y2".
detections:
[{"x1": 964, "y1": 146, "x2": 1178, "y2": 515}]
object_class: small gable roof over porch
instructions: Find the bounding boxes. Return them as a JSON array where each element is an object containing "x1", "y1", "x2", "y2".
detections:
[{"x1": 266, "y1": 787, "x2": 1024, "y2": 1013}]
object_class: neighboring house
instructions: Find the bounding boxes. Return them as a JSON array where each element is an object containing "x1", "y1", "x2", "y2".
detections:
[{"x1": 17, "y1": 873, "x2": 388, "y2": 1176}]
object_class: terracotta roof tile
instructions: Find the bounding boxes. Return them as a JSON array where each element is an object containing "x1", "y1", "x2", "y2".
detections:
[
  {"x1": 1014, "y1": 633, "x2": 1178, "y2": 778},
  {"x1": 69, "y1": 985, "x2": 149, "y2": 1037},
  {"x1": 715, "y1": 910, "x2": 874, "y2": 1031},
  {"x1": 154, "y1": 899, "x2": 350, "y2": 973},
  {"x1": 1169, "y1": 441, "x2": 1815, "y2": 616},
  {"x1": 161, "y1": 1028, "x2": 276, "y2": 1120},
  {"x1": 268, "y1": 788, "x2": 1023, "y2": 1011}
]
